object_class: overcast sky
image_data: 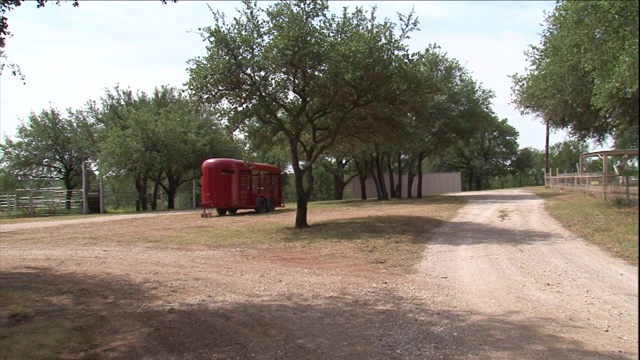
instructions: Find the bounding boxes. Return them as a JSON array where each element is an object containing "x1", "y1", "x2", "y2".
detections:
[{"x1": 1, "y1": 0, "x2": 580, "y2": 151}]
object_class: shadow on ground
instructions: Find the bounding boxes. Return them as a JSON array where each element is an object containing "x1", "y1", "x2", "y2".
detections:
[
  {"x1": 0, "y1": 269, "x2": 630, "y2": 360},
  {"x1": 280, "y1": 214, "x2": 556, "y2": 247}
]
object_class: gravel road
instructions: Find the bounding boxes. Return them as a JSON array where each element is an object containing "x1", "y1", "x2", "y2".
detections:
[{"x1": 414, "y1": 189, "x2": 638, "y2": 359}]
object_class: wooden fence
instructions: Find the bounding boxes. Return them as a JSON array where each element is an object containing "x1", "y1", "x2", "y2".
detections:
[
  {"x1": 546, "y1": 172, "x2": 639, "y2": 206},
  {"x1": 0, "y1": 188, "x2": 85, "y2": 217},
  {"x1": 1, "y1": 182, "x2": 202, "y2": 218}
]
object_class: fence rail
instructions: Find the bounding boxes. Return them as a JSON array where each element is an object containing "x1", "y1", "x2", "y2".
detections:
[
  {"x1": 546, "y1": 172, "x2": 639, "y2": 206},
  {"x1": 0, "y1": 188, "x2": 85, "y2": 217},
  {"x1": 1, "y1": 183, "x2": 202, "y2": 218}
]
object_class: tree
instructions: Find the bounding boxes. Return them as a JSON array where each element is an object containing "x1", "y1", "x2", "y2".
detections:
[
  {"x1": 148, "y1": 86, "x2": 242, "y2": 210},
  {"x1": 511, "y1": 147, "x2": 545, "y2": 187},
  {"x1": 401, "y1": 49, "x2": 471, "y2": 198},
  {"x1": 0, "y1": 106, "x2": 97, "y2": 207},
  {"x1": 96, "y1": 85, "x2": 241, "y2": 211},
  {"x1": 434, "y1": 116, "x2": 519, "y2": 191},
  {"x1": 187, "y1": 0, "x2": 417, "y2": 228},
  {"x1": 548, "y1": 140, "x2": 590, "y2": 174},
  {"x1": 511, "y1": 0, "x2": 639, "y2": 145}
]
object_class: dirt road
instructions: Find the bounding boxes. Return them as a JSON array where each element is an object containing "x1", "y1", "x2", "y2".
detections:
[
  {"x1": 415, "y1": 189, "x2": 638, "y2": 359},
  {"x1": 0, "y1": 189, "x2": 637, "y2": 359}
]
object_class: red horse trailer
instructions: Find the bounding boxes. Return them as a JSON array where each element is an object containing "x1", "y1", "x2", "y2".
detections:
[{"x1": 201, "y1": 158, "x2": 284, "y2": 217}]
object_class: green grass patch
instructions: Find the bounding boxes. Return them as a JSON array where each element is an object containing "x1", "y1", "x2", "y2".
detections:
[{"x1": 530, "y1": 187, "x2": 638, "y2": 265}]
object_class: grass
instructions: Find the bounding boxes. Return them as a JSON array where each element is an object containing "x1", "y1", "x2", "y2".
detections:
[
  {"x1": 498, "y1": 209, "x2": 510, "y2": 221},
  {"x1": 530, "y1": 187, "x2": 639, "y2": 265},
  {"x1": 0, "y1": 291, "x2": 86, "y2": 360},
  {"x1": 144, "y1": 196, "x2": 465, "y2": 271},
  {"x1": 168, "y1": 222, "x2": 286, "y2": 246}
]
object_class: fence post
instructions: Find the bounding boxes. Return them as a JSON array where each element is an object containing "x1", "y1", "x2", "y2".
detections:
[
  {"x1": 29, "y1": 188, "x2": 34, "y2": 217},
  {"x1": 82, "y1": 161, "x2": 89, "y2": 214},
  {"x1": 192, "y1": 180, "x2": 196, "y2": 209},
  {"x1": 99, "y1": 175, "x2": 105, "y2": 214},
  {"x1": 626, "y1": 176, "x2": 630, "y2": 206},
  {"x1": 6, "y1": 191, "x2": 10, "y2": 212}
]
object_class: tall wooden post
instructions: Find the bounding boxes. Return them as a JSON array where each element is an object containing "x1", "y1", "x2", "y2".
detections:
[
  {"x1": 99, "y1": 175, "x2": 105, "y2": 214},
  {"x1": 544, "y1": 120, "x2": 550, "y2": 176},
  {"x1": 82, "y1": 161, "x2": 89, "y2": 214}
]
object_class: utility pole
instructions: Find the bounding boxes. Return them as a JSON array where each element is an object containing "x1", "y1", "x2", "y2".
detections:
[{"x1": 545, "y1": 120, "x2": 550, "y2": 176}]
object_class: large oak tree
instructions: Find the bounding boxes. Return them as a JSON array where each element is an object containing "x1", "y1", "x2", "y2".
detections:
[{"x1": 187, "y1": 0, "x2": 417, "y2": 228}]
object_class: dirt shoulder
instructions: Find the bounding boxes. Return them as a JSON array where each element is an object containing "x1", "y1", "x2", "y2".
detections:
[{"x1": 0, "y1": 189, "x2": 637, "y2": 359}]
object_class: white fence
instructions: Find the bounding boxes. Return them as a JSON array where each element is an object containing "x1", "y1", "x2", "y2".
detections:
[{"x1": 0, "y1": 187, "x2": 87, "y2": 217}]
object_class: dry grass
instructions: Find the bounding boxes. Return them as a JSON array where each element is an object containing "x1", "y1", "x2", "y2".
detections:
[
  {"x1": 1, "y1": 196, "x2": 465, "y2": 359},
  {"x1": 0, "y1": 291, "x2": 85, "y2": 360},
  {"x1": 530, "y1": 186, "x2": 639, "y2": 265}
]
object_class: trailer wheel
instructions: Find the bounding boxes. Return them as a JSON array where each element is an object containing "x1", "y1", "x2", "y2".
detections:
[
  {"x1": 255, "y1": 197, "x2": 267, "y2": 213},
  {"x1": 216, "y1": 208, "x2": 228, "y2": 216},
  {"x1": 228, "y1": 208, "x2": 238, "y2": 214},
  {"x1": 267, "y1": 196, "x2": 276, "y2": 212}
]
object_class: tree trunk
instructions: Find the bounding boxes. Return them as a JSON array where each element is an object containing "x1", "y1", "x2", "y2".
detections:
[
  {"x1": 291, "y1": 153, "x2": 313, "y2": 228},
  {"x1": 135, "y1": 174, "x2": 148, "y2": 211},
  {"x1": 294, "y1": 168, "x2": 311, "y2": 228},
  {"x1": 406, "y1": 155, "x2": 415, "y2": 198},
  {"x1": 332, "y1": 173, "x2": 344, "y2": 200},
  {"x1": 374, "y1": 153, "x2": 389, "y2": 200},
  {"x1": 386, "y1": 152, "x2": 395, "y2": 199},
  {"x1": 166, "y1": 186, "x2": 177, "y2": 210},
  {"x1": 396, "y1": 152, "x2": 402, "y2": 198},
  {"x1": 417, "y1": 152, "x2": 425, "y2": 198},
  {"x1": 151, "y1": 180, "x2": 160, "y2": 211},
  {"x1": 63, "y1": 175, "x2": 73, "y2": 210},
  {"x1": 65, "y1": 189, "x2": 73, "y2": 210},
  {"x1": 371, "y1": 166, "x2": 382, "y2": 200},
  {"x1": 295, "y1": 194, "x2": 309, "y2": 228},
  {"x1": 354, "y1": 158, "x2": 368, "y2": 200}
]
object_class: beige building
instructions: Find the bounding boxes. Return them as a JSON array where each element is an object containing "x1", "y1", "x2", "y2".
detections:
[{"x1": 351, "y1": 172, "x2": 462, "y2": 199}]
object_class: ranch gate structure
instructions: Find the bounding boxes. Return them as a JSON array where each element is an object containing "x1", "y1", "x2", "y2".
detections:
[{"x1": 546, "y1": 148, "x2": 639, "y2": 206}]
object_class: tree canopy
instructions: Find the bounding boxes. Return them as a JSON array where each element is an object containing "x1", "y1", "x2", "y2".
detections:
[
  {"x1": 511, "y1": 0, "x2": 639, "y2": 145},
  {"x1": 187, "y1": 0, "x2": 419, "y2": 228},
  {"x1": 0, "y1": 107, "x2": 97, "y2": 207}
]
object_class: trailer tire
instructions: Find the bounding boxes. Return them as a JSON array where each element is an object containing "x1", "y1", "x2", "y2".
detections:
[
  {"x1": 267, "y1": 196, "x2": 276, "y2": 212},
  {"x1": 228, "y1": 208, "x2": 238, "y2": 214},
  {"x1": 255, "y1": 197, "x2": 267, "y2": 213},
  {"x1": 216, "y1": 208, "x2": 227, "y2": 216}
]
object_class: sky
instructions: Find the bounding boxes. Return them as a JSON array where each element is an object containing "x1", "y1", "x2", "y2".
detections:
[{"x1": 0, "y1": 0, "x2": 584, "y2": 151}]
